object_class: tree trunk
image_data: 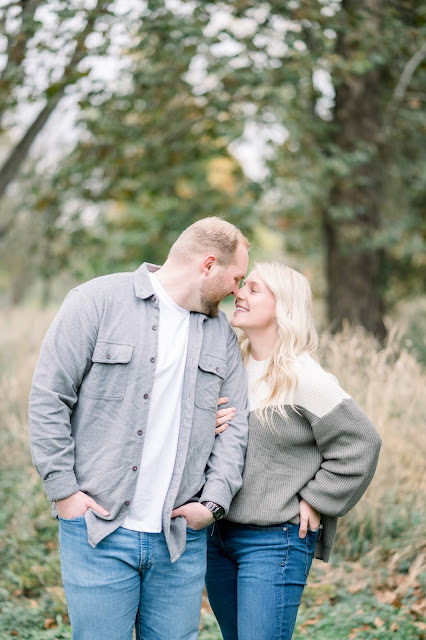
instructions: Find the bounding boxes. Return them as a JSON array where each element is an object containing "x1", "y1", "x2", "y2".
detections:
[
  {"x1": 0, "y1": 94, "x2": 63, "y2": 200},
  {"x1": 323, "y1": 0, "x2": 386, "y2": 340},
  {"x1": 0, "y1": 0, "x2": 42, "y2": 125}
]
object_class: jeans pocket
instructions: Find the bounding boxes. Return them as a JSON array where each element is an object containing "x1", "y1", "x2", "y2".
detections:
[
  {"x1": 186, "y1": 525, "x2": 206, "y2": 535},
  {"x1": 279, "y1": 526, "x2": 291, "y2": 568},
  {"x1": 307, "y1": 527, "x2": 320, "y2": 535},
  {"x1": 58, "y1": 514, "x2": 86, "y2": 523},
  {"x1": 304, "y1": 528, "x2": 321, "y2": 577}
]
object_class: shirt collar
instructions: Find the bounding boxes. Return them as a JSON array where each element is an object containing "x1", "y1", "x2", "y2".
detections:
[
  {"x1": 133, "y1": 262, "x2": 160, "y2": 299},
  {"x1": 133, "y1": 261, "x2": 209, "y2": 322}
]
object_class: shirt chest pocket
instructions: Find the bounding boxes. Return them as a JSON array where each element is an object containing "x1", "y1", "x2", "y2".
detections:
[
  {"x1": 82, "y1": 341, "x2": 134, "y2": 400},
  {"x1": 194, "y1": 354, "x2": 226, "y2": 410}
]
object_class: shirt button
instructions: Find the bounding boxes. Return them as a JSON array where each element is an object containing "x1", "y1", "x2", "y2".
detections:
[
  {"x1": 144, "y1": 393, "x2": 149, "y2": 399},
  {"x1": 137, "y1": 430, "x2": 143, "y2": 435},
  {"x1": 106, "y1": 353, "x2": 111, "y2": 360},
  {"x1": 125, "y1": 500, "x2": 130, "y2": 506},
  {"x1": 216, "y1": 367, "x2": 220, "y2": 372},
  {"x1": 132, "y1": 466, "x2": 137, "y2": 471},
  {"x1": 150, "y1": 357, "x2": 155, "y2": 363},
  {"x1": 152, "y1": 296, "x2": 157, "y2": 302},
  {"x1": 152, "y1": 325, "x2": 157, "y2": 331}
]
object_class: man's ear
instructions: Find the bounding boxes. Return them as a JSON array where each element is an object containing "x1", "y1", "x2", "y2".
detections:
[{"x1": 201, "y1": 255, "x2": 217, "y2": 274}]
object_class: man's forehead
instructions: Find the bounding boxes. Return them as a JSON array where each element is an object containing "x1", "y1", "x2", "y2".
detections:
[
  {"x1": 235, "y1": 244, "x2": 249, "y2": 270},
  {"x1": 233, "y1": 261, "x2": 248, "y2": 278}
]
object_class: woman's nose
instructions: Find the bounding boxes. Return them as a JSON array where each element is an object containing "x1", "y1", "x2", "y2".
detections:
[{"x1": 235, "y1": 288, "x2": 246, "y2": 302}]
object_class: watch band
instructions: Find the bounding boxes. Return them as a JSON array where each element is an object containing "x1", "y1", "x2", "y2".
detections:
[{"x1": 201, "y1": 501, "x2": 225, "y2": 521}]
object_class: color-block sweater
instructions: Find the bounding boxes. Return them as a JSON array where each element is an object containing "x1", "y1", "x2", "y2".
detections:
[{"x1": 226, "y1": 354, "x2": 382, "y2": 562}]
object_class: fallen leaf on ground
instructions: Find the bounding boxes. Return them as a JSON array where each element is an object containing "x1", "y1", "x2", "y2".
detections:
[
  {"x1": 348, "y1": 580, "x2": 367, "y2": 594},
  {"x1": 44, "y1": 618, "x2": 57, "y2": 629},
  {"x1": 374, "y1": 589, "x2": 396, "y2": 604}
]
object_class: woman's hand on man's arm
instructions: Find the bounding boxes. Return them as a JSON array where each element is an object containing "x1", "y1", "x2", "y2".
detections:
[{"x1": 215, "y1": 397, "x2": 236, "y2": 435}]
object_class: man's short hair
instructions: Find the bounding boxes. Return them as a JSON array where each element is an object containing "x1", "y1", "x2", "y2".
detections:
[{"x1": 168, "y1": 217, "x2": 251, "y2": 266}]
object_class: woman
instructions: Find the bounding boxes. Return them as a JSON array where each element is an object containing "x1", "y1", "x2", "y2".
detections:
[{"x1": 206, "y1": 262, "x2": 382, "y2": 640}]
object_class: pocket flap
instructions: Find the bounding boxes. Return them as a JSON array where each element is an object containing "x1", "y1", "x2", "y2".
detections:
[
  {"x1": 92, "y1": 341, "x2": 134, "y2": 364},
  {"x1": 198, "y1": 354, "x2": 226, "y2": 379}
]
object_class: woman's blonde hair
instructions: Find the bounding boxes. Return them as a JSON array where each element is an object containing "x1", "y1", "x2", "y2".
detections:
[{"x1": 238, "y1": 262, "x2": 319, "y2": 425}]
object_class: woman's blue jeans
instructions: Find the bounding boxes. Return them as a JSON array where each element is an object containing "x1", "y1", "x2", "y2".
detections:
[
  {"x1": 205, "y1": 520, "x2": 320, "y2": 640},
  {"x1": 58, "y1": 516, "x2": 207, "y2": 640}
]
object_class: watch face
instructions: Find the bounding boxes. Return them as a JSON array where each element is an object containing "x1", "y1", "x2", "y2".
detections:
[
  {"x1": 202, "y1": 501, "x2": 225, "y2": 520},
  {"x1": 214, "y1": 507, "x2": 225, "y2": 520}
]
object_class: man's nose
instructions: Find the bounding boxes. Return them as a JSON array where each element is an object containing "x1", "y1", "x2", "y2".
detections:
[{"x1": 235, "y1": 288, "x2": 245, "y2": 301}]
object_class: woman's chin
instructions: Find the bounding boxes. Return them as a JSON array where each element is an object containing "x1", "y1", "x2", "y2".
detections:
[
  {"x1": 231, "y1": 313, "x2": 248, "y2": 329},
  {"x1": 230, "y1": 313, "x2": 241, "y2": 328}
]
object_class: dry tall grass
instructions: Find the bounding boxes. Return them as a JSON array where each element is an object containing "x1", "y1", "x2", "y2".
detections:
[
  {"x1": 0, "y1": 308, "x2": 54, "y2": 469},
  {"x1": 319, "y1": 325, "x2": 425, "y2": 561}
]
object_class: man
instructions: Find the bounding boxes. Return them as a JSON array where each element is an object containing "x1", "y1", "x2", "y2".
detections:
[{"x1": 29, "y1": 217, "x2": 250, "y2": 639}]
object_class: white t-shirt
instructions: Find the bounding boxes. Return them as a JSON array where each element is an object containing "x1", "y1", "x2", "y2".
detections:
[
  {"x1": 121, "y1": 272, "x2": 190, "y2": 532},
  {"x1": 246, "y1": 354, "x2": 270, "y2": 412},
  {"x1": 246, "y1": 352, "x2": 345, "y2": 413}
]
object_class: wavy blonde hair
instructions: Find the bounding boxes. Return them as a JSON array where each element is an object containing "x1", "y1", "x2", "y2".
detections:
[{"x1": 238, "y1": 262, "x2": 319, "y2": 425}]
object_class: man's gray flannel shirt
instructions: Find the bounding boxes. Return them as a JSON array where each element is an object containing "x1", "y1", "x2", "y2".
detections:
[{"x1": 29, "y1": 263, "x2": 249, "y2": 562}]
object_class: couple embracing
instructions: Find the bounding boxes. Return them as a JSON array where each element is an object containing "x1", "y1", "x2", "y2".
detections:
[{"x1": 29, "y1": 217, "x2": 381, "y2": 640}]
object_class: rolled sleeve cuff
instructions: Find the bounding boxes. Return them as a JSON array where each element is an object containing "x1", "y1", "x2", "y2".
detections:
[
  {"x1": 43, "y1": 471, "x2": 80, "y2": 502},
  {"x1": 199, "y1": 482, "x2": 233, "y2": 515}
]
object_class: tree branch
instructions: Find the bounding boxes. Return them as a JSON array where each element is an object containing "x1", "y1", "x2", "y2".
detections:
[
  {"x1": 0, "y1": 0, "x2": 42, "y2": 123},
  {"x1": 0, "y1": 0, "x2": 111, "y2": 202}
]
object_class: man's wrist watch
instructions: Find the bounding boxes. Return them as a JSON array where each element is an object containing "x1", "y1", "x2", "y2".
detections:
[{"x1": 201, "y1": 501, "x2": 225, "y2": 521}]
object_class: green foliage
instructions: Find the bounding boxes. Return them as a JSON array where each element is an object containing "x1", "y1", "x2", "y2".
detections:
[
  {"x1": 250, "y1": 2, "x2": 426, "y2": 308},
  {"x1": 0, "y1": 0, "x2": 424, "y2": 321},
  {"x1": 0, "y1": 469, "x2": 69, "y2": 639},
  {"x1": 394, "y1": 296, "x2": 426, "y2": 365},
  {"x1": 0, "y1": 605, "x2": 71, "y2": 640},
  {"x1": 199, "y1": 613, "x2": 222, "y2": 640},
  {"x1": 53, "y1": 1, "x2": 259, "y2": 275}
]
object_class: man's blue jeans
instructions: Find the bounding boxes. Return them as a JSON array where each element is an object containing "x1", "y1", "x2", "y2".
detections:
[
  {"x1": 205, "y1": 520, "x2": 320, "y2": 640},
  {"x1": 58, "y1": 516, "x2": 207, "y2": 640}
]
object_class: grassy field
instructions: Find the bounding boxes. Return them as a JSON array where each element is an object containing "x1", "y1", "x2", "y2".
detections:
[{"x1": 0, "y1": 308, "x2": 425, "y2": 639}]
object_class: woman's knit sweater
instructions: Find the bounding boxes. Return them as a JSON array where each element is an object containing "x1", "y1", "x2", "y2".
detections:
[{"x1": 226, "y1": 354, "x2": 382, "y2": 562}]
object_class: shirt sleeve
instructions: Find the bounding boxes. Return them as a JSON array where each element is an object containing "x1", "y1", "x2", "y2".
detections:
[
  {"x1": 28, "y1": 288, "x2": 99, "y2": 502},
  {"x1": 199, "y1": 323, "x2": 249, "y2": 512},
  {"x1": 296, "y1": 361, "x2": 382, "y2": 517}
]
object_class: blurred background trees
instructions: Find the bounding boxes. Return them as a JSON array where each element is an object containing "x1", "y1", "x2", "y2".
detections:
[{"x1": 0, "y1": 0, "x2": 424, "y2": 338}]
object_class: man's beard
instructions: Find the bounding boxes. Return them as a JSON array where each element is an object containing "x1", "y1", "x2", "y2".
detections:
[
  {"x1": 200, "y1": 278, "x2": 227, "y2": 318},
  {"x1": 200, "y1": 291, "x2": 221, "y2": 317}
]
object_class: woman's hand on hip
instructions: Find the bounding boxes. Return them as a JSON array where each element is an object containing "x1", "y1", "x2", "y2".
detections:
[{"x1": 299, "y1": 499, "x2": 320, "y2": 539}]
